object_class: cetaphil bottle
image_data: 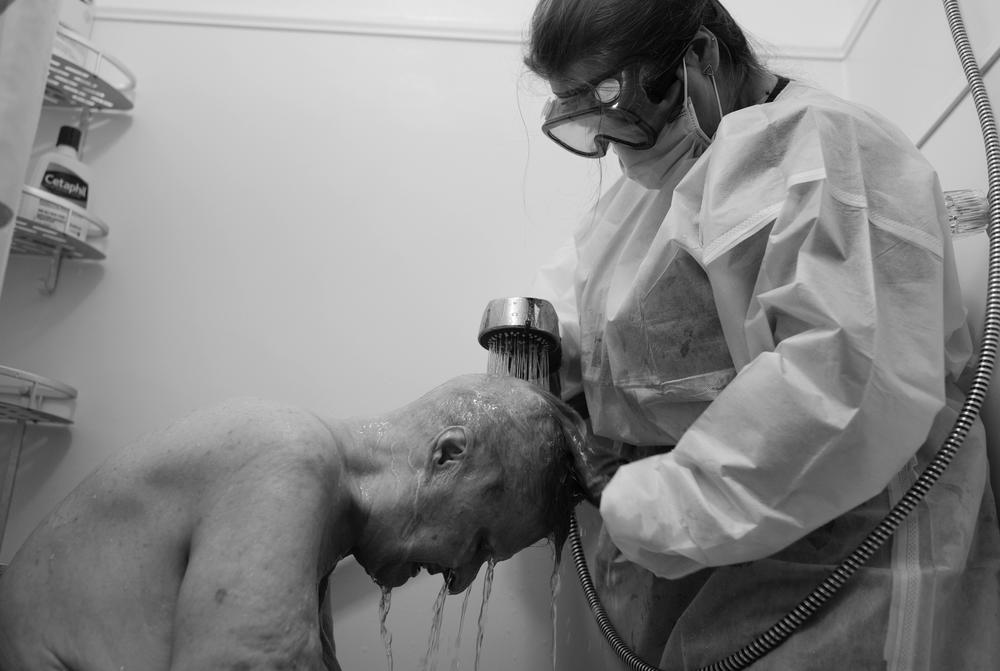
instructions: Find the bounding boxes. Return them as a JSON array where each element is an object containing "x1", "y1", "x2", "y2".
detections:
[{"x1": 25, "y1": 125, "x2": 93, "y2": 240}]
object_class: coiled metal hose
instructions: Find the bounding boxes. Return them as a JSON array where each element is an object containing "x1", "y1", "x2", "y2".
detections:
[{"x1": 568, "y1": 1, "x2": 1000, "y2": 668}]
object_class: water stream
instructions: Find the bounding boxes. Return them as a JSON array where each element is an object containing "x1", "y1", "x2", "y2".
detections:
[
  {"x1": 379, "y1": 586, "x2": 394, "y2": 671},
  {"x1": 420, "y1": 580, "x2": 450, "y2": 671},
  {"x1": 450, "y1": 584, "x2": 475, "y2": 671},
  {"x1": 486, "y1": 335, "x2": 550, "y2": 387},
  {"x1": 550, "y1": 551, "x2": 562, "y2": 671},
  {"x1": 473, "y1": 558, "x2": 497, "y2": 671}
]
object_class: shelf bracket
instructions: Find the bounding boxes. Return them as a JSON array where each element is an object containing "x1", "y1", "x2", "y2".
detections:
[
  {"x1": 77, "y1": 107, "x2": 94, "y2": 162},
  {"x1": 41, "y1": 248, "x2": 66, "y2": 295},
  {"x1": 0, "y1": 420, "x2": 28, "y2": 557}
]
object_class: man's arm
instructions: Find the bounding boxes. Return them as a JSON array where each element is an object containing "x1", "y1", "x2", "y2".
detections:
[{"x1": 168, "y1": 447, "x2": 338, "y2": 670}]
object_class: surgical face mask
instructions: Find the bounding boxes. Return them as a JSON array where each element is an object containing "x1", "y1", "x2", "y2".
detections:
[
  {"x1": 540, "y1": 50, "x2": 689, "y2": 159},
  {"x1": 615, "y1": 63, "x2": 722, "y2": 189}
]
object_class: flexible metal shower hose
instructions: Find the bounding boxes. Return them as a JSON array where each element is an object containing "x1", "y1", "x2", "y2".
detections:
[{"x1": 568, "y1": 1, "x2": 1000, "y2": 668}]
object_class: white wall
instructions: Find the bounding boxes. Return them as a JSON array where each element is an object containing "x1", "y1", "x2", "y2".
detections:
[
  {"x1": 845, "y1": 0, "x2": 1000, "y2": 169},
  {"x1": 0, "y1": 3, "x2": 852, "y2": 671}
]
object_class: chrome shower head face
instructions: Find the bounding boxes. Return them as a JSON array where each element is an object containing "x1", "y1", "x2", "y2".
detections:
[
  {"x1": 478, "y1": 297, "x2": 561, "y2": 391},
  {"x1": 478, "y1": 297, "x2": 560, "y2": 352}
]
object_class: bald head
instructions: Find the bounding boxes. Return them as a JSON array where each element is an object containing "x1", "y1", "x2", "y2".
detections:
[{"x1": 399, "y1": 374, "x2": 586, "y2": 548}]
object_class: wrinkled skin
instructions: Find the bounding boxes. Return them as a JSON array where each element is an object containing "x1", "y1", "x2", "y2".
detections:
[
  {"x1": 350, "y1": 378, "x2": 575, "y2": 595},
  {"x1": 0, "y1": 399, "x2": 349, "y2": 671},
  {"x1": 354, "y1": 449, "x2": 553, "y2": 595}
]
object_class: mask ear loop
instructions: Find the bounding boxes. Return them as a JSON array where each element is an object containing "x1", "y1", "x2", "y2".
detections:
[
  {"x1": 682, "y1": 58, "x2": 691, "y2": 101},
  {"x1": 703, "y1": 64, "x2": 725, "y2": 124}
]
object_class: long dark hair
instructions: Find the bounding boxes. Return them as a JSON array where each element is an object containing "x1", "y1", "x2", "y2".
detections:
[{"x1": 525, "y1": 0, "x2": 764, "y2": 89}]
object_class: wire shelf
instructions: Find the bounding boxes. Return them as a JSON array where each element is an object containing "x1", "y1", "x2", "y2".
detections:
[
  {"x1": 13, "y1": 186, "x2": 108, "y2": 261},
  {"x1": 0, "y1": 366, "x2": 77, "y2": 425},
  {"x1": 45, "y1": 25, "x2": 136, "y2": 111}
]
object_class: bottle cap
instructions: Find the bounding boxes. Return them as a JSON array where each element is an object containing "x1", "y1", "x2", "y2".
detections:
[{"x1": 56, "y1": 125, "x2": 82, "y2": 151}]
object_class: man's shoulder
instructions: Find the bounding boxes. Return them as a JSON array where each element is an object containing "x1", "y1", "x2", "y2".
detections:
[
  {"x1": 201, "y1": 398, "x2": 343, "y2": 488},
  {"x1": 183, "y1": 400, "x2": 348, "y2": 552},
  {"x1": 200, "y1": 396, "x2": 327, "y2": 429},
  {"x1": 130, "y1": 398, "x2": 344, "y2": 510},
  {"x1": 183, "y1": 397, "x2": 337, "y2": 459}
]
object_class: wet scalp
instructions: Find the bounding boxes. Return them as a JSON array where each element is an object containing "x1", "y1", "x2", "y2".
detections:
[{"x1": 416, "y1": 374, "x2": 585, "y2": 550}]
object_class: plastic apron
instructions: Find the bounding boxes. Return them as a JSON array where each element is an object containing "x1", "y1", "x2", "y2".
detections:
[{"x1": 534, "y1": 81, "x2": 1000, "y2": 669}]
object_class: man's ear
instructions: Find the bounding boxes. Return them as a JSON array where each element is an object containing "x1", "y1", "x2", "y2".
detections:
[{"x1": 431, "y1": 426, "x2": 469, "y2": 467}]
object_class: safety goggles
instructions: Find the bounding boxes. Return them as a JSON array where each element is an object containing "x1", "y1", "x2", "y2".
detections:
[{"x1": 541, "y1": 52, "x2": 688, "y2": 158}]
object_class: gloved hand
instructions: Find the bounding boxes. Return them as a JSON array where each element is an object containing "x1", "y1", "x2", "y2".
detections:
[
  {"x1": 571, "y1": 433, "x2": 629, "y2": 508},
  {"x1": 564, "y1": 394, "x2": 673, "y2": 507}
]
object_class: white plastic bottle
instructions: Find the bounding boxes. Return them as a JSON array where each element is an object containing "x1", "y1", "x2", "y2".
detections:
[{"x1": 24, "y1": 125, "x2": 94, "y2": 240}]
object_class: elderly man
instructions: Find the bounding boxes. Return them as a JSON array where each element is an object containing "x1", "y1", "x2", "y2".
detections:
[{"x1": 0, "y1": 374, "x2": 583, "y2": 670}]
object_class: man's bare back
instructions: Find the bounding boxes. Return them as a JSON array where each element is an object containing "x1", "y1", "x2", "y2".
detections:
[{"x1": 0, "y1": 398, "x2": 349, "y2": 671}]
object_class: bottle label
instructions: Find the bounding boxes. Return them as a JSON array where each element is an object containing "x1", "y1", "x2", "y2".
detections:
[
  {"x1": 18, "y1": 195, "x2": 88, "y2": 241},
  {"x1": 41, "y1": 169, "x2": 89, "y2": 207}
]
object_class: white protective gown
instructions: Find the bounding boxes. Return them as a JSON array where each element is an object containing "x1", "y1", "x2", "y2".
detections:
[{"x1": 535, "y1": 81, "x2": 1000, "y2": 669}]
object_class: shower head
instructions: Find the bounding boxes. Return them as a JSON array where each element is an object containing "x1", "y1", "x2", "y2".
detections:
[
  {"x1": 478, "y1": 297, "x2": 560, "y2": 354},
  {"x1": 478, "y1": 297, "x2": 562, "y2": 390}
]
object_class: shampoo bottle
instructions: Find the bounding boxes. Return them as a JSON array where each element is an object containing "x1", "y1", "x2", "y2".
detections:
[{"x1": 26, "y1": 125, "x2": 93, "y2": 240}]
